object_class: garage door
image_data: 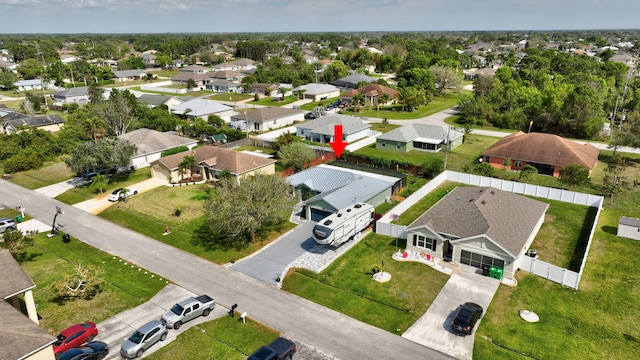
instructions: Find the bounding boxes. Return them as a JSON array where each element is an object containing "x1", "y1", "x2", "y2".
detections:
[
  {"x1": 460, "y1": 250, "x2": 505, "y2": 269},
  {"x1": 310, "y1": 208, "x2": 334, "y2": 222}
]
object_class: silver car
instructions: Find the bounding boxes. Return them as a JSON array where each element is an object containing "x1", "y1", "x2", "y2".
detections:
[
  {"x1": 0, "y1": 217, "x2": 16, "y2": 234},
  {"x1": 120, "y1": 320, "x2": 167, "y2": 359}
]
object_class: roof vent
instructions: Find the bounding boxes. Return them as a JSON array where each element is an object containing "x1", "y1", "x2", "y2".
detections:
[
  {"x1": 490, "y1": 190, "x2": 495, "y2": 195},
  {"x1": 481, "y1": 200, "x2": 486, "y2": 205}
]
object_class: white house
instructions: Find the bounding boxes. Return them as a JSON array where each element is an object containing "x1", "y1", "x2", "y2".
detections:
[
  {"x1": 118, "y1": 128, "x2": 199, "y2": 169},
  {"x1": 170, "y1": 99, "x2": 235, "y2": 121},
  {"x1": 295, "y1": 114, "x2": 370, "y2": 144},
  {"x1": 292, "y1": 83, "x2": 340, "y2": 102},
  {"x1": 230, "y1": 106, "x2": 304, "y2": 132}
]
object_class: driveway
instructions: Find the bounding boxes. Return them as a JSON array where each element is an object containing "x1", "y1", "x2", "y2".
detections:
[
  {"x1": 98, "y1": 284, "x2": 228, "y2": 359},
  {"x1": 230, "y1": 221, "x2": 317, "y2": 285},
  {"x1": 73, "y1": 177, "x2": 167, "y2": 215},
  {"x1": 402, "y1": 265, "x2": 500, "y2": 360}
]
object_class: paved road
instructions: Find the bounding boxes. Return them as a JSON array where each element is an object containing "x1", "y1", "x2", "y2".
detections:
[{"x1": 0, "y1": 180, "x2": 453, "y2": 360}]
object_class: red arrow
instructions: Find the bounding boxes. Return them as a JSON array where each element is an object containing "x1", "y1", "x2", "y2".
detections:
[{"x1": 329, "y1": 124, "x2": 348, "y2": 158}]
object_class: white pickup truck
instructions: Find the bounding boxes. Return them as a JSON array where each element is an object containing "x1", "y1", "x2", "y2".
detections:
[{"x1": 161, "y1": 294, "x2": 215, "y2": 330}]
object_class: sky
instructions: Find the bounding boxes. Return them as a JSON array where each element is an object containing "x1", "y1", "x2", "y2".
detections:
[{"x1": 0, "y1": 0, "x2": 639, "y2": 34}]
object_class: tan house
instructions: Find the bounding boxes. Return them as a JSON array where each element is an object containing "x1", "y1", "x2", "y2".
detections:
[
  {"x1": 340, "y1": 83, "x2": 398, "y2": 106},
  {"x1": 1, "y1": 114, "x2": 64, "y2": 134},
  {"x1": 481, "y1": 131, "x2": 600, "y2": 177},
  {"x1": 1, "y1": 249, "x2": 56, "y2": 360},
  {"x1": 152, "y1": 145, "x2": 276, "y2": 183}
]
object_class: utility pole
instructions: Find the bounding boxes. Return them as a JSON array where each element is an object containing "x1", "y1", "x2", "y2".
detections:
[{"x1": 443, "y1": 125, "x2": 451, "y2": 170}]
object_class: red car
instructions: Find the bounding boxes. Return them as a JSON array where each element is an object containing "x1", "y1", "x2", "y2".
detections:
[{"x1": 53, "y1": 322, "x2": 99, "y2": 355}]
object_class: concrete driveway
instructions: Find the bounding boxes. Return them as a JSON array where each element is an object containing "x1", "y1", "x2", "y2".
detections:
[
  {"x1": 402, "y1": 265, "x2": 500, "y2": 360},
  {"x1": 98, "y1": 284, "x2": 228, "y2": 359},
  {"x1": 73, "y1": 177, "x2": 167, "y2": 215},
  {"x1": 230, "y1": 221, "x2": 317, "y2": 285}
]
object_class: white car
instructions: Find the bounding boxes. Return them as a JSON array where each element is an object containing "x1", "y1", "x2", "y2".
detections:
[{"x1": 107, "y1": 187, "x2": 138, "y2": 202}]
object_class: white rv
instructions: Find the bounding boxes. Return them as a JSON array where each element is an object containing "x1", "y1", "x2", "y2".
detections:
[{"x1": 312, "y1": 203, "x2": 375, "y2": 246}]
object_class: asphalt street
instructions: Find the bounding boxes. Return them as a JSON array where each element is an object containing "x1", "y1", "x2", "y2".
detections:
[{"x1": 0, "y1": 180, "x2": 454, "y2": 360}]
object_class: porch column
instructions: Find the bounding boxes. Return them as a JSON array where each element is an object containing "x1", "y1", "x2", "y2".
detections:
[{"x1": 24, "y1": 290, "x2": 40, "y2": 324}]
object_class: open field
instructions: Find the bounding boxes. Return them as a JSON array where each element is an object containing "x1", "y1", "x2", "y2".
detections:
[{"x1": 8, "y1": 162, "x2": 76, "y2": 190}]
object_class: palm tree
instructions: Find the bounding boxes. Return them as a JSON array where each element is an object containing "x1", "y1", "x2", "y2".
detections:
[
  {"x1": 278, "y1": 87, "x2": 290, "y2": 101},
  {"x1": 83, "y1": 116, "x2": 106, "y2": 142},
  {"x1": 352, "y1": 94, "x2": 365, "y2": 113},
  {"x1": 178, "y1": 155, "x2": 197, "y2": 181},
  {"x1": 296, "y1": 89, "x2": 307, "y2": 100},
  {"x1": 378, "y1": 93, "x2": 390, "y2": 111}
]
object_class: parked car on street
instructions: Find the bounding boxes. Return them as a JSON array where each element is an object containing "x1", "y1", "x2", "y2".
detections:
[
  {"x1": 0, "y1": 217, "x2": 16, "y2": 234},
  {"x1": 107, "y1": 187, "x2": 138, "y2": 202},
  {"x1": 451, "y1": 302, "x2": 483, "y2": 336},
  {"x1": 53, "y1": 322, "x2": 99, "y2": 355},
  {"x1": 55, "y1": 341, "x2": 108, "y2": 360},
  {"x1": 120, "y1": 320, "x2": 168, "y2": 359},
  {"x1": 248, "y1": 337, "x2": 297, "y2": 360}
]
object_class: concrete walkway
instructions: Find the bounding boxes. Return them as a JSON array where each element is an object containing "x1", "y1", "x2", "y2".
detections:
[{"x1": 403, "y1": 265, "x2": 501, "y2": 360}]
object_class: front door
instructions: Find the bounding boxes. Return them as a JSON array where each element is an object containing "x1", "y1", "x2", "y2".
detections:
[{"x1": 443, "y1": 240, "x2": 453, "y2": 262}]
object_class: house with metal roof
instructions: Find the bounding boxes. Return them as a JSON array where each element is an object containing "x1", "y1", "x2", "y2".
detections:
[
  {"x1": 137, "y1": 94, "x2": 183, "y2": 109},
  {"x1": 329, "y1": 73, "x2": 376, "y2": 90},
  {"x1": 1, "y1": 114, "x2": 64, "y2": 134},
  {"x1": 481, "y1": 131, "x2": 600, "y2": 177},
  {"x1": 291, "y1": 83, "x2": 340, "y2": 102},
  {"x1": 119, "y1": 128, "x2": 199, "y2": 168},
  {"x1": 1, "y1": 249, "x2": 56, "y2": 360},
  {"x1": 286, "y1": 164, "x2": 400, "y2": 221},
  {"x1": 170, "y1": 99, "x2": 235, "y2": 121},
  {"x1": 406, "y1": 186, "x2": 549, "y2": 279},
  {"x1": 296, "y1": 114, "x2": 370, "y2": 144},
  {"x1": 113, "y1": 69, "x2": 147, "y2": 82},
  {"x1": 376, "y1": 123, "x2": 464, "y2": 153},
  {"x1": 152, "y1": 145, "x2": 276, "y2": 183},
  {"x1": 230, "y1": 106, "x2": 304, "y2": 132}
]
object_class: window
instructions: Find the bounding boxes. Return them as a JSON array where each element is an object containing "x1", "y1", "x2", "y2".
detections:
[
  {"x1": 381, "y1": 143, "x2": 386, "y2": 147},
  {"x1": 413, "y1": 234, "x2": 437, "y2": 251},
  {"x1": 514, "y1": 160, "x2": 522, "y2": 167},
  {"x1": 485, "y1": 156, "x2": 490, "y2": 162}
]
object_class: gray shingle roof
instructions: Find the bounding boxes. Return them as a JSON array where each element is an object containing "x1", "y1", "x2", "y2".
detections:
[
  {"x1": 296, "y1": 114, "x2": 370, "y2": 136},
  {"x1": 230, "y1": 107, "x2": 304, "y2": 123},
  {"x1": 119, "y1": 128, "x2": 198, "y2": 157},
  {"x1": 114, "y1": 69, "x2": 147, "y2": 78},
  {"x1": 408, "y1": 187, "x2": 549, "y2": 257},
  {"x1": 292, "y1": 83, "x2": 340, "y2": 95},
  {"x1": 330, "y1": 73, "x2": 376, "y2": 87},
  {"x1": 620, "y1": 216, "x2": 640, "y2": 227},
  {"x1": 137, "y1": 94, "x2": 173, "y2": 107},
  {"x1": 377, "y1": 123, "x2": 463, "y2": 143},
  {"x1": 53, "y1": 86, "x2": 89, "y2": 98},
  {"x1": 170, "y1": 99, "x2": 233, "y2": 117},
  {"x1": 3, "y1": 114, "x2": 64, "y2": 130}
]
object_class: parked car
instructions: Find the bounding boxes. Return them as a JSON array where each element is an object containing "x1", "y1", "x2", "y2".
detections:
[
  {"x1": 248, "y1": 337, "x2": 297, "y2": 360},
  {"x1": 451, "y1": 302, "x2": 483, "y2": 335},
  {"x1": 0, "y1": 217, "x2": 16, "y2": 234},
  {"x1": 161, "y1": 294, "x2": 215, "y2": 330},
  {"x1": 55, "y1": 341, "x2": 108, "y2": 360},
  {"x1": 120, "y1": 320, "x2": 168, "y2": 359},
  {"x1": 53, "y1": 322, "x2": 99, "y2": 355},
  {"x1": 107, "y1": 187, "x2": 138, "y2": 202}
]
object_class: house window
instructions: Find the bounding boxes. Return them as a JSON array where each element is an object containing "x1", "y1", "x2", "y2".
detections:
[
  {"x1": 413, "y1": 234, "x2": 437, "y2": 251},
  {"x1": 514, "y1": 160, "x2": 522, "y2": 167},
  {"x1": 485, "y1": 156, "x2": 490, "y2": 162},
  {"x1": 381, "y1": 143, "x2": 386, "y2": 147}
]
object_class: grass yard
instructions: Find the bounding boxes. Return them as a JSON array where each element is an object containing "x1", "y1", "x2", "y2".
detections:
[
  {"x1": 9, "y1": 162, "x2": 75, "y2": 189},
  {"x1": 343, "y1": 93, "x2": 461, "y2": 120},
  {"x1": 54, "y1": 168, "x2": 152, "y2": 204},
  {"x1": 147, "y1": 316, "x2": 279, "y2": 360},
  {"x1": 282, "y1": 232, "x2": 450, "y2": 333},
  {"x1": 97, "y1": 184, "x2": 296, "y2": 264},
  {"x1": 233, "y1": 145, "x2": 275, "y2": 155},
  {"x1": 207, "y1": 93, "x2": 253, "y2": 102},
  {"x1": 248, "y1": 95, "x2": 299, "y2": 106},
  {"x1": 368, "y1": 122, "x2": 400, "y2": 133},
  {"x1": 18, "y1": 233, "x2": 166, "y2": 334}
]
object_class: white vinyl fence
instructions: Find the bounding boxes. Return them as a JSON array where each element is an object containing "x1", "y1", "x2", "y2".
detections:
[{"x1": 376, "y1": 170, "x2": 603, "y2": 290}]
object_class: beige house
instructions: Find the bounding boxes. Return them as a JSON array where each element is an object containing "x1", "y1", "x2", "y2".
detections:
[
  {"x1": 1, "y1": 114, "x2": 64, "y2": 134},
  {"x1": 152, "y1": 145, "x2": 276, "y2": 183},
  {"x1": 1, "y1": 249, "x2": 56, "y2": 360}
]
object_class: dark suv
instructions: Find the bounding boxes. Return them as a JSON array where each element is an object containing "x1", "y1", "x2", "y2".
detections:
[
  {"x1": 451, "y1": 302, "x2": 483, "y2": 335},
  {"x1": 0, "y1": 217, "x2": 16, "y2": 234}
]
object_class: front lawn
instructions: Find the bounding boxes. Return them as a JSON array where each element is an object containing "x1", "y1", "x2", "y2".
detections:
[
  {"x1": 207, "y1": 93, "x2": 253, "y2": 102},
  {"x1": 54, "y1": 168, "x2": 152, "y2": 205},
  {"x1": 147, "y1": 316, "x2": 279, "y2": 360},
  {"x1": 343, "y1": 93, "x2": 461, "y2": 120},
  {"x1": 18, "y1": 233, "x2": 166, "y2": 334},
  {"x1": 282, "y1": 232, "x2": 450, "y2": 333},
  {"x1": 248, "y1": 95, "x2": 299, "y2": 106},
  {"x1": 8, "y1": 162, "x2": 76, "y2": 189},
  {"x1": 97, "y1": 184, "x2": 296, "y2": 264}
]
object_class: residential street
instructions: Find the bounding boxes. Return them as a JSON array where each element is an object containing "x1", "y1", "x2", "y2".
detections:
[{"x1": 0, "y1": 180, "x2": 454, "y2": 360}]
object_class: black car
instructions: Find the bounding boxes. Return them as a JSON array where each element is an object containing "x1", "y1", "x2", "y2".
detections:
[
  {"x1": 451, "y1": 302, "x2": 483, "y2": 335},
  {"x1": 56, "y1": 341, "x2": 109, "y2": 360}
]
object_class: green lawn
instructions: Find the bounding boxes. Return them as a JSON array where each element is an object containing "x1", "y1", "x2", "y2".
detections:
[
  {"x1": 8, "y1": 162, "x2": 76, "y2": 190},
  {"x1": 54, "y1": 168, "x2": 152, "y2": 205},
  {"x1": 282, "y1": 232, "x2": 450, "y2": 333},
  {"x1": 207, "y1": 93, "x2": 253, "y2": 102},
  {"x1": 18, "y1": 233, "x2": 166, "y2": 334},
  {"x1": 147, "y1": 316, "x2": 279, "y2": 360},
  {"x1": 97, "y1": 184, "x2": 296, "y2": 264},
  {"x1": 343, "y1": 93, "x2": 461, "y2": 120},
  {"x1": 248, "y1": 95, "x2": 299, "y2": 106},
  {"x1": 368, "y1": 122, "x2": 400, "y2": 133}
]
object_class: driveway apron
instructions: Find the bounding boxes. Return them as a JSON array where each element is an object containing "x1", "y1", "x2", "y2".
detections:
[{"x1": 403, "y1": 265, "x2": 500, "y2": 360}]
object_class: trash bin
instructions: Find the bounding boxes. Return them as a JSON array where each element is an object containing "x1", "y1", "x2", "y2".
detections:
[
  {"x1": 15, "y1": 215, "x2": 23, "y2": 223},
  {"x1": 482, "y1": 265, "x2": 490, "y2": 276},
  {"x1": 495, "y1": 267, "x2": 503, "y2": 280},
  {"x1": 489, "y1": 266, "x2": 496, "y2": 278}
]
